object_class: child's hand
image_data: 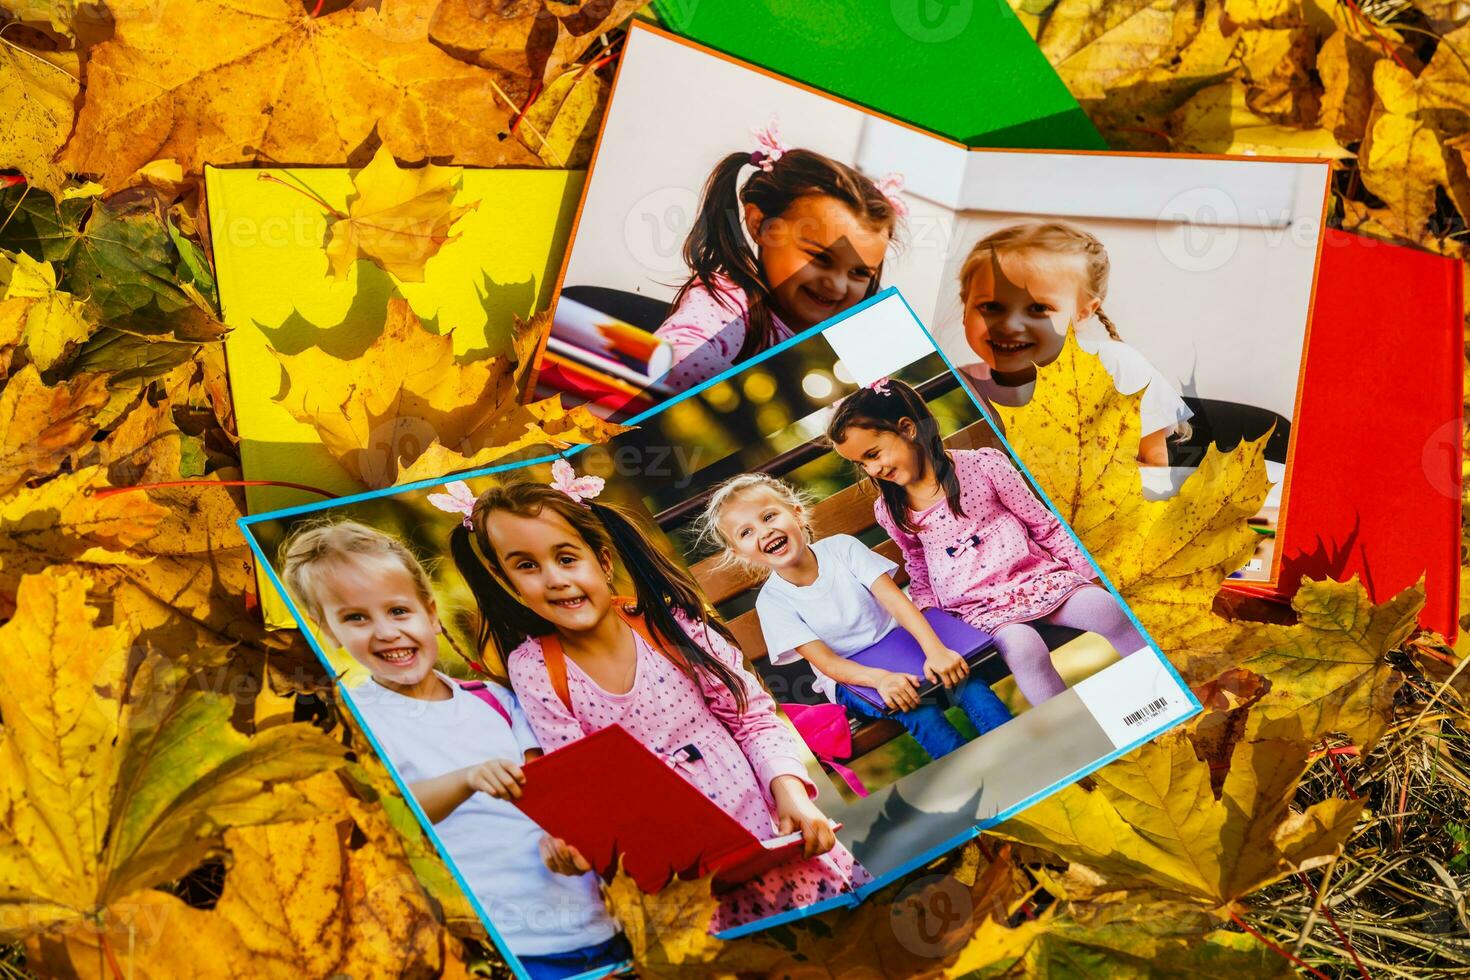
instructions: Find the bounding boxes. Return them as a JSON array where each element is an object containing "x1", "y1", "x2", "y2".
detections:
[
  {"x1": 876, "y1": 671, "x2": 923, "y2": 712},
  {"x1": 771, "y1": 775, "x2": 837, "y2": 859},
  {"x1": 540, "y1": 834, "x2": 593, "y2": 876},
  {"x1": 922, "y1": 647, "x2": 969, "y2": 689},
  {"x1": 466, "y1": 758, "x2": 526, "y2": 800}
]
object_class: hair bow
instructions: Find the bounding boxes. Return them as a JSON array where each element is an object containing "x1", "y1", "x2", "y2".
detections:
[
  {"x1": 750, "y1": 116, "x2": 789, "y2": 172},
  {"x1": 550, "y1": 458, "x2": 605, "y2": 504},
  {"x1": 863, "y1": 377, "x2": 893, "y2": 395},
  {"x1": 873, "y1": 172, "x2": 909, "y2": 219},
  {"x1": 427, "y1": 480, "x2": 477, "y2": 529}
]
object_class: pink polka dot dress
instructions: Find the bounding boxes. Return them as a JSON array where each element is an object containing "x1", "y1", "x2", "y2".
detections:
[
  {"x1": 874, "y1": 448, "x2": 1099, "y2": 632},
  {"x1": 507, "y1": 607, "x2": 870, "y2": 932},
  {"x1": 653, "y1": 275, "x2": 794, "y2": 393}
]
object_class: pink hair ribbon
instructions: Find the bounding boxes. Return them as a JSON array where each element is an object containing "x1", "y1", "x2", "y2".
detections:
[
  {"x1": 427, "y1": 480, "x2": 477, "y2": 529},
  {"x1": 750, "y1": 116, "x2": 789, "y2": 172},
  {"x1": 873, "y1": 172, "x2": 908, "y2": 219},
  {"x1": 550, "y1": 458, "x2": 605, "y2": 505}
]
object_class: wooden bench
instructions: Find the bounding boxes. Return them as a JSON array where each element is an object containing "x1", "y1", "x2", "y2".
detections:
[{"x1": 670, "y1": 417, "x2": 1023, "y2": 764}]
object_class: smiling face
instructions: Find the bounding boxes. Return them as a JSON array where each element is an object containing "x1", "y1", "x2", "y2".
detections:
[
  {"x1": 746, "y1": 194, "x2": 890, "y2": 330},
  {"x1": 962, "y1": 250, "x2": 1098, "y2": 382},
  {"x1": 831, "y1": 419, "x2": 928, "y2": 489},
  {"x1": 317, "y1": 556, "x2": 441, "y2": 693},
  {"x1": 717, "y1": 487, "x2": 810, "y2": 574},
  {"x1": 481, "y1": 507, "x2": 616, "y2": 637}
]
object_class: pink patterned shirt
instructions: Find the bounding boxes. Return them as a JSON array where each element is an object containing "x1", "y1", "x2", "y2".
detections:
[
  {"x1": 874, "y1": 448, "x2": 1097, "y2": 632},
  {"x1": 654, "y1": 275, "x2": 794, "y2": 392},
  {"x1": 507, "y1": 608, "x2": 869, "y2": 930}
]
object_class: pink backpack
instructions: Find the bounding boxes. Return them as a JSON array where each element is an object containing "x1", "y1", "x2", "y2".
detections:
[{"x1": 781, "y1": 702, "x2": 868, "y2": 797}]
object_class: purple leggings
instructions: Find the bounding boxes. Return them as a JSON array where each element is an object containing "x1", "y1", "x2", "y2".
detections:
[{"x1": 991, "y1": 586, "x2": 1146, "y2": 708}]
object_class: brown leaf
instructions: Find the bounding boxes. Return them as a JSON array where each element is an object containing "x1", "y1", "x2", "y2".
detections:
[
  {"x1": 1317, "y1": 30, "x2": 1383, "y2": 144},
  {"x1": 58, "y1": 0, "x2": 539, "y2": 191},
  {"x1": 427, "y1": 0, "x2": 640, "y2": 85}
]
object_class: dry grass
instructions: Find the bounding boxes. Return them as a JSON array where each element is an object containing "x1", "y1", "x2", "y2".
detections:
[{"x1": 1250, "y1": 646, "x2": 1470, "y2": 976}]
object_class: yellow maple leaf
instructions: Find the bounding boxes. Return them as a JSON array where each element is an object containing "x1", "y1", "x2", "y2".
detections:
[
  {"x1": 0, "y1": 364, "x2": 110, "y2": 495},
  {"x1": 954, "y1": 912, "x2": 1297, "y2": 978},
  {"x1": 0, "y1": 569, "x2": 348, "y2": 947},
  {"x1": 0, "y1": 466, "x2": 167, "y2": 589},
  {"x1": 988, "y1": 329, "x2": 1267, "y2": 678},
  {"x1": 0, "y1": 38, "x2": 78, "y2": 196},
  {"x1": 0, "y1": 252, "x2": 98, "y2": 373},
  {"x1": 28, "y1": 774, "x2": 468, "y2": 978},
  {"x1": 272, "y1": 299, "x2": 626, "y2": 488},
  {"x1": 1356, "y1": 25, "x2": 1470, "y2": 241},
  {"x1": 987, "y1": 732, "x2": 1361, "y2": 911},
  {"x1": 1234, "y1": 577, "x2": 1422, "y2": 749},
  {"x1": 1169, "y1": 81, "x2": 1351, "y2": 157},
  {"x1": 1317, "y1": 30, "x2": 1382, "y2": 145},
  {"x1": 57, "y1": 0, "x2": 539, "y2": 191},
  {"x1": 321, "y1": 146, "x2": 480, "y2": 283},
  {"x1": 516, "y1": 65, "x2": 610, "y2": 167}
]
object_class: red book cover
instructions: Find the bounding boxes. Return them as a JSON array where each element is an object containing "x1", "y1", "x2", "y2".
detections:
[
  {"x1": 1224, "y1": 230, "x2": 1463, "y2": 639},
  {"x1": 512, "y1": 724, "x2": 814, "y2": 893}
]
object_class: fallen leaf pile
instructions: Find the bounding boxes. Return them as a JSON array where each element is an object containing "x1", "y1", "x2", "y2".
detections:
[{"x1": 1, "y1": 0, "x2": 1466, "y2": 976}]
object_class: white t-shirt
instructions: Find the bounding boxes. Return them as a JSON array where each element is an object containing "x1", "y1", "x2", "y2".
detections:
[
  {"x1": 962, "y1": 328, "x2": 1193, "y2": 437},
  {"x1": 348, "y1": 672, "x2": 618, "y2": 957},
  {"x1": 755, "y1": 534, "x2": 901, "y2": 702}
]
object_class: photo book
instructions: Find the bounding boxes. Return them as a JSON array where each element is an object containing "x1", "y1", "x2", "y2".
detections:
[{"x1": 242, "y1": 290, "x2": 1200, "y2": 978}]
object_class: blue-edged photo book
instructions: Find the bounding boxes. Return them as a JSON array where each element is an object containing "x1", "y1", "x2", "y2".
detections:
[{"x1": 240, "y1": 289, "x2": 1200, "y2": 978}]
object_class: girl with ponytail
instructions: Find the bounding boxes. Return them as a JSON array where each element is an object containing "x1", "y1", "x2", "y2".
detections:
[
  {"x1": 655, "y1": 118, "x2": 904, "y2": 392},
  {"x1": 955, "y1": 221, "x2": 1192, "y2": 464},
  {"x1": 442, "y1": 460, "x2": 869, "y2": 931}
]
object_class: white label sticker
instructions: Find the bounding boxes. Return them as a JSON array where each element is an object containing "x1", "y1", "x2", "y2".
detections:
[{"x1": 1072, "y1": 648, "x2": 1196, "y2": 749}]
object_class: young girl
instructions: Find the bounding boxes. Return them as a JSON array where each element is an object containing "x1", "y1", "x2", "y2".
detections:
[
  {"x1": 446, "y1": 461, "x2": 869, "y2": 933},
  {"x1": 698, "y1": 473, "x2": 1012, "y2": 761},
  {"x1": 278, "y1": 521, "x2": 627, "y2": 980},
  {"x1": 826, "y1": 381, "x2": 1150, "y2": 708},
  {"x1": 656, "y1": 119, "x2": 903, "y2": 392},
  {"x1": 955, "y1": 221, "x2": 1192, "y2": 465}
]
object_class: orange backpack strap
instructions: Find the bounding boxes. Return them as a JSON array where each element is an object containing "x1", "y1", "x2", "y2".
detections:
[
  {"x1": 538, "y1": 631, "x2": 574, "y2": 716},
  {"x1": 534, "y1": 597, "x2": 689, "y2": 716}
]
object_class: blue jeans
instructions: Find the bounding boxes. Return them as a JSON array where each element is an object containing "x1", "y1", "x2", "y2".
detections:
[
  {"x1": 517, "y1": 933, "x2": 632, "y2": 980},
  {"x1": 835, "y1": 676, "x2": 1012, "y2": 760}
]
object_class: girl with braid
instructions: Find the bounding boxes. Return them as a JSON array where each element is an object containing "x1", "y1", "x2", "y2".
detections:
[{"x1": 955, "y1": 221, "x2": 1192, "y2": 465}]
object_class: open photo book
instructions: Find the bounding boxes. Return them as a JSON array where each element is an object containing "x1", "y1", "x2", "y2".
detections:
[
  {"x1": 242, "y1": 289, "x2": 1199, "y2": 977},
  {"x1": 538, "y1": 20, "x2": 1334, "y2": 595}
]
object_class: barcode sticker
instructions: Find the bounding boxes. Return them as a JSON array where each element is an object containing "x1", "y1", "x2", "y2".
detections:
[
  {"x1": 1073, "y1": 648, "x2": 1197, "y2": 748},
  {"x1": 1123, "y1": 697, "x2": 1170, "y2": 727}
]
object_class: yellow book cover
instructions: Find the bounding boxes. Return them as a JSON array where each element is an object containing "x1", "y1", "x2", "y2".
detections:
[{"x1": 204, "y1": 165, "x2": 584, "y2": 626}]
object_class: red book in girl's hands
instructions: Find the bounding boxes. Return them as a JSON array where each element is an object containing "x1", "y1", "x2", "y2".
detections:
[{"x1": 512, "y1": 724, "x2": 835, "y2": 893}]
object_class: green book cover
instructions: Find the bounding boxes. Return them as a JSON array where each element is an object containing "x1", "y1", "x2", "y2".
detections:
[{"x1": 651, "y1": 0, "x2": 1104, "y2": 150}]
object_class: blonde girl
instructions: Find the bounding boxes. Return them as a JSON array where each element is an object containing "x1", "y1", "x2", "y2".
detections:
[
  {"x1": 279, "y1": 520, "x2": 626, "y2": 980},
  {"x1": 956, "y1": 221, "x2": 1192, "y2": 465},
  {"x1": 698, "y1": 473, "x2": 1012, "y2": 760},
  {"x1": 446, "y1": 462, "x2": 870, "y2": 932}
]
